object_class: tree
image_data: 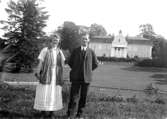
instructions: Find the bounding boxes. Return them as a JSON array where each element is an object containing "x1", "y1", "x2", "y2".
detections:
[
  {"x1": 0, "y1": 37, "x2": 6, "y2": 50},
  {"x1": 139, "y1": 24, "x2": 163, "y2": 59},
  {"x1": 0, "y1": 0, "x2": 49, "y2": 70},
  {"x1": 139, "y1": 23, "x2": 155, "y2": 36},
  {"x1": 138, "y1": 24, "x2": 167, "y2": 67},
  {"x1": 58, "y1": 21, "x2": 81, "y2": 53},
  {"x1": 89, "y1": 23, "x2": 107, "y2": 37}
]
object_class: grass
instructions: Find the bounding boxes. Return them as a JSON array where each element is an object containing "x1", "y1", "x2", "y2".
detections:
[
  {"x1": 92, "y1": 63, "x2": 167, "y2": 92},
  {"x1": 2, "y1": 63, "x2": 167, "y2": 92},
  {"x1": 1, "y1": 62, "x2": 167, "y2": 118},
  {"x1": 0, "y1": 84, "x2": 167, "y2": 119},
  {"x1": 0, "y1": 65, "x2": 70, "y2": 82}
]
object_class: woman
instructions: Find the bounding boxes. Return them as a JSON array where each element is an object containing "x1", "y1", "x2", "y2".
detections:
[{"x1": 34, "y1": 33, "x2": 65, "y2": 118}]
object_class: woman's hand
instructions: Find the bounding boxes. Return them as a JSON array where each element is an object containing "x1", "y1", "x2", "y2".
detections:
[
  {"x1": 34, "y1": 60, "x2": 43, "y2": 80},
  {"x1": 34, "y1": 69, "x2": 40, "y2": 80}
]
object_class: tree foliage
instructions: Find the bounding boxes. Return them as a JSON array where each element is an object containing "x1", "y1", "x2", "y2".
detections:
[
  {"x1": 89, "y1": 23, "x2": 107, "y2": 37},
  {"x1": 139, "y1": 23, "x2": 167, "y2": 67},
  {"x1": 0, "y1": 0, "x2": 49, "y2": 69},
  {"x1": 139, "y1": 24, "x2": 155, "y2": 35},
  {"x1": 0, "y1": 37, "x2": 6, "y2": 50},
  {"x1": 139, "y1": 24, "x2": 164, "y2": 59},
  {"x1": 58, "y1": 21, "x2": 81, "y2": 53}
]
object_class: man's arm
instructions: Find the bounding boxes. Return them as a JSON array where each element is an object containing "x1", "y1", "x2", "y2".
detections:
[
  {"x1": 68, "y1": 49, "x2": 75, "y2": 68},
  {"x1": 92, "y1": 50, "x2": 98, "y2": 70}
]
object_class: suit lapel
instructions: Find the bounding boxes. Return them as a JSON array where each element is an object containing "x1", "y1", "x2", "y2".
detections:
[{"x1": 78, "y1": 46, "x2": 88, "y2": 60}]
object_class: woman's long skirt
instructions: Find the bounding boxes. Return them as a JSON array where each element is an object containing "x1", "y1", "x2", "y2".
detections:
[{"x1": 34, "y1": 67, "x2": 63, "y2": 111}]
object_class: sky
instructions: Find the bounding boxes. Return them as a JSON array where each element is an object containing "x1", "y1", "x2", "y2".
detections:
[{"x1": 0, "y1": 0, "x2": 167, "y2": 38}]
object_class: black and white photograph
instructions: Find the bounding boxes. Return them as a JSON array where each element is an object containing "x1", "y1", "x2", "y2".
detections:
[{"x1": 0, "y1": 0, "x2": 167, "y2": 119}]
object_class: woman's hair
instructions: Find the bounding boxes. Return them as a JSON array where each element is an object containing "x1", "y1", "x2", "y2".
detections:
[
  {"x1": 50, "y1": 33, "x2": 61, "y2": 40},
  {"x1": 47, "y1": 33, "x2": 61, "y2": 49}
]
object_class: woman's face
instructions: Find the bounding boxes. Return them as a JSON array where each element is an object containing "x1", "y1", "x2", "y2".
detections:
[{"x1": 51, "y1": 36, "x2": 60, "y2": 48}]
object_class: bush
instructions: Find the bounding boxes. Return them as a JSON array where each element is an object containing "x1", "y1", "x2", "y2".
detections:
[
  {"x1": 126, "y1": 95, "x2": 138, "y2": 103},
  {"x1": 97, "y1": 56, "x2": 136, "y2": 62},
  {"x1": 135, "y1": 59, "x2": 164, "y2": 67},
  {"x1": 154, "y1": 96, "x2": 166, "y2": 104},
  {"x1": 144, "y1": 83, "x2": 159, "y2": 96},
  {"x1": 135, "y1": 59, "x2": 153, "y2": 67},
  {"x1": 2, "y1": 62, "x2": 21, "y2": 73}
]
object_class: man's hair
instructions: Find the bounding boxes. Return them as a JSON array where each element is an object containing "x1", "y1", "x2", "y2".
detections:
[{"x1": 78, "y1": 26, "x2": 90, "y2": 36}]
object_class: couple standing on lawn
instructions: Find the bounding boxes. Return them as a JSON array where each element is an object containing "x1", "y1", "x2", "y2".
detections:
[{"x1": 34, "y1": 28, "x2": 98, "y2": 119}]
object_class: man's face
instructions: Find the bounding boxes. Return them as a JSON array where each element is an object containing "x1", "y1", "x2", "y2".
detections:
[{"x1": 81, "y1": 34, "x2": 89, "y2": 47}]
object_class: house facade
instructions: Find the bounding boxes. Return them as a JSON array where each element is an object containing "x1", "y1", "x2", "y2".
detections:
[{"x1": 89, "y1": 31, "x2": 153, "y2": 59}]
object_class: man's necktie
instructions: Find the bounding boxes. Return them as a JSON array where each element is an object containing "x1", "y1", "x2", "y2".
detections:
[{"x1": 82, "y1": 48, "x2": 85, "y2": 58}]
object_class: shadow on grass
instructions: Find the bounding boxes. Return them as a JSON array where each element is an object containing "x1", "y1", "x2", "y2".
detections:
[
  {"x1": 122, "y1": 66, "x2": 167, "y2": 73},
  {"x1": 0, "y1": 110, "x2": 67, "y2": 118},
  {"x1": 0, "y1": 84, "x2": 69, "y2": 119},
  {"x1": 151, "y1": 74, "x2": 167, "y2": 85},
  {"x1": 0, "y1": 110, "x2": 34, "y2": 118},
  {"x1": 0, "y1": 110, "x2": 41, "y2": 118}
]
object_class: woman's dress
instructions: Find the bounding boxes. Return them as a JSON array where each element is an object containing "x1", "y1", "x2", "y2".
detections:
[{"x1": 34, "y1": 47, "x2": 65, "y2": 111}]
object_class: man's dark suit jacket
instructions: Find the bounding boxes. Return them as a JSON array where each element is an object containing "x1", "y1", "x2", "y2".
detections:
[{"x1": 68, "y1": 46, "x2": 98, "y2": 83}]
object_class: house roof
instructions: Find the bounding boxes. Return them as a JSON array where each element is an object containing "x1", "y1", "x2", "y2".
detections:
[
  {"x1": 126, "y1": 36, "x2": 153, "y2": 45},
  {"x1": 126, "y1": 36, "x2": 149, "y2": 40},
  {"x1": 90, "y1": 36, "x2": 153, "y2": 45},
  {"x1": 90, "y1": 36, "x2": 114, "y2": 43}
]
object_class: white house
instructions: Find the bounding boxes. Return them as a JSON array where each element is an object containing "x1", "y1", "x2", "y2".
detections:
[{"x1": 89, "y1": 30, "x2": 153, "y2": 59}]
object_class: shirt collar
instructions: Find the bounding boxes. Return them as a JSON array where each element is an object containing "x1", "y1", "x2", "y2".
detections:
[{"x1": 81, "y1": 46, "x2": 87, "y2": 51}]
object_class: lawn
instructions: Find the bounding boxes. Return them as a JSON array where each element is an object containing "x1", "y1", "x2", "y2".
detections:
[
  {"x1": 1, "y1": 62, "x2": 167, "y2": 118},
  {"x1": 91, "y1": 63, "x2": 167, "y2": 96},
  {"x1": 2, "y1": 62, "x2": 167, "y2": 95},
  {"x1": 0, "y1": 84, "x2": 167, "y2": 119}
]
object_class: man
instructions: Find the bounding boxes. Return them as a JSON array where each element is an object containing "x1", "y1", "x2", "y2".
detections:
[{"x1": 67, "y1": 29, "x2": 98, "y2": 118}]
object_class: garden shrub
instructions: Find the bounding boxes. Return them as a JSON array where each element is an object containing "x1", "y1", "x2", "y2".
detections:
[
  {"x1": 126, "y1": 95, "x2": 138, "y2": 103},
  {"x1": 154, "y1": 96, "x2": 166, "y2": 104},
  {"x1": 135, "y1": 59, "x2": 153, "y2": 67},
  {"x1": 135, "y1": 58, "x2": 165, "y2": 67},
  {"x1": 144, "y1": 83, "x2": 159, "y2": 96},
  {"x1": 97, "y1": 56, "x2": 136, "y2": 62}
]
